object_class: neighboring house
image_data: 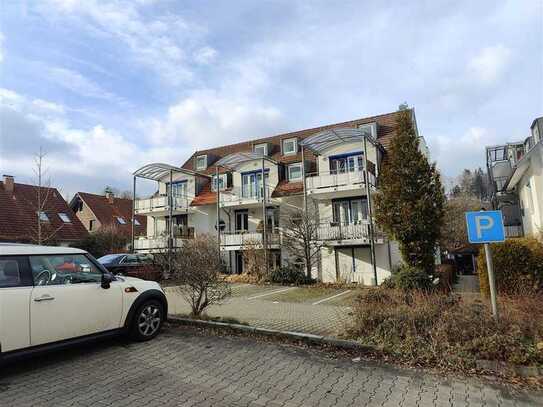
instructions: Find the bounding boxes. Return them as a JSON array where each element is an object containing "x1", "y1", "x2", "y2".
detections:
[
  {"x1": 69, "y1": 190, "x2": 147, "y2": 236},
  {"x1": 486, "y1": 116, "x2": 543, "y2": 239},
  {"x1": 0, "y1": 175, "x2": 88, "y2": 245},
  {"x1": 133, "y1": 108, "x2": 428, "y2": 285}
]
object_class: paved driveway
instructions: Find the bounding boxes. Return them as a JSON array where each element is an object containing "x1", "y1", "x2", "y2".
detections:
[
  {"x1": 1, "y1": 326, "x2": 541, "y2": 407},
  {"x1": 165, "y1": 284, "x2": 355, "y2": 336}
]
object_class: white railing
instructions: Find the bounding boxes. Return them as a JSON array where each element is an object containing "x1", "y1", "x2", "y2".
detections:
[
  {"x1": 133, "y1": 236, "x2": 186, "y2": 251},
  {"x1": 316, "y1": 221, "x2": 384, "y2": 241},
  {"x1": 306, "y1": 170, "x2": 376, "y2": 191},
  {"x1": 134, "y1": 195, "x2": 193, "y2": 213},
  {"x1": 220, "y1": 231, "x2": 281, "y2": 247},
  {"x1": 219, "y1": 186, "x2": 272, "y2": 205}
]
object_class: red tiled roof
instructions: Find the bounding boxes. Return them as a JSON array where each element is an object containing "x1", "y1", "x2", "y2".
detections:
[
  {"x1": 0, "y1": 182, "x2": 88, "y2": 243},
  {"x1": 74, "y1": 192, "x2": 147, "y2": 236},
  {"x1": 179, "y1": 110, "x2": 405, "y2": 201},
  {"x1": 190, "y1": 180, "x2": 218, "y2": 206}
]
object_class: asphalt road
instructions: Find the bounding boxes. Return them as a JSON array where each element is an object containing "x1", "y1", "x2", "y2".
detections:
[{"x1": 0, "y1": 326, "x2": 541, "y2": 407}]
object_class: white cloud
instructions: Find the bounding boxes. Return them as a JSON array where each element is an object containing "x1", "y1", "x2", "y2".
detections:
[
  {"x1": 467, "y1": 45, "x2": 512, "y2": 84},
  {"x1": 31, "y1": 99, "x2": 65, "y2": 114},
  {"x1": 194, "y1": 46, "x2": 218, "y2": 65}
]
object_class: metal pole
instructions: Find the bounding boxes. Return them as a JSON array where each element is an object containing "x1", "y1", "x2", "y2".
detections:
[
  {"x1": 168, "y1": 170, "x2": 173, "y2": 275},
  {"x1": 262, "y1": 158, "x2": 268, "y2": 277},
  {"x1": 301, "y1": 145, "x2": 308, "y2": 214},
  {"x1": 131, "y1": 175, "x2": 136, "y2": 253},
  {"x1": 363, "y1": 136, "x2": 378, "y2": 286},
  {"x1": 484, "y1": 243, "x2": 499, "y2": 321},
  {"x1": 216, "y1": 166, "x2": 221, "y2": 260}
]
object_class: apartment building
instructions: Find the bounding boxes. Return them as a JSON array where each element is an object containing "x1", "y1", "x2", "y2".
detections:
[
  {"x1": 132, "y1": 109, "x2": 424, "y2": 284},
  {"x1": 486, "y1": 116, "x2": 543, "y2": 239}
]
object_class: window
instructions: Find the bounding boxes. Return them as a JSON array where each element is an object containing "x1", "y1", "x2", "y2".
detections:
[
  {"x1": 29, "y1": 254, "x2": 103, "y2": 286},
  {"x1": 58, "y1": 213, "x2": 71, "y2": 223},
  {"x1": 241, "y1": 171, "x2": 269, "y2": 198},
  {"x1": 329, "y1": 152, "x2": 363, "y2": 174},
  {"x1": 37, "y1": 211, "x2": 49, "y2": 222},
  {"x1": 212, "y1": 174, "x2": 227, "y2": 191},
  {"x1": 133, "y1": 218, "x2": 141, "y2": 226},
  {"x1": 332, "y1": 198, "x2": 368, "y2": 225},
  {"x1": 0, "y1": 258, "x2": 21, "y2": 288},
  {"x1": 254, "y1": 143, "x2": 268, "y2": 156},
  {"x1": 282, "y1": 138, "x2": 297, "y2": 155},
  {"x1": 195, "y1": 155, "x2": 207, "y2": 170},
  {"x1": 122, "y1": 255, "x2": 139, "y2": 264},
  {"x1": 235, "y1": 210, "x2": 249, "y2": 231},
  {"x1": 116, "y1": 217, "x2": 126, "y2": 225},
  {"x1": 288, "y1": 163, "x2": 303, "y2": 181},
  {"x1": 89, "y1": 219, "x2": 95, "y2": 231}
]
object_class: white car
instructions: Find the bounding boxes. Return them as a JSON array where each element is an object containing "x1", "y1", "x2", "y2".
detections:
[{"x1": 0, "y1": 244, "x2": 167, "y2": 359}]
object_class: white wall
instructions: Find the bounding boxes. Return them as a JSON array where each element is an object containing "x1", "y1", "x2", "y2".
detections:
[
  {"x1": 158, "y1": 173, "x2": 197, "y2": 196},
  {"x1": 518, "y1": 147, "x2": 543, "y2": 238},
  {"x1": 233, "y1": 160, "x2": 279, "y2": 193},
  {"x1": 316, "y1": 140, "x2": 379, "y2": 176}
]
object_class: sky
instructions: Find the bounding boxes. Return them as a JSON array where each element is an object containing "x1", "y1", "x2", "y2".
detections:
[{"x1": 0, "y1": 0, "x2": 542, "y2": 197}]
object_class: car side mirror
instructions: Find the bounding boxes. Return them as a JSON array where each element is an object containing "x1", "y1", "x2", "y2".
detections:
[{"x1": 101, "y1": 273, "x2": 114, "y2": 289}]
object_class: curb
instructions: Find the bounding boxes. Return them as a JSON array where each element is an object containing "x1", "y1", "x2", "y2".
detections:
[{"x1": 167, "y1": 316, "x2": 375, "y2": 353}]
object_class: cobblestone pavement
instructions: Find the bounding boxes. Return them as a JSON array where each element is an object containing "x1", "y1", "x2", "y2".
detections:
[
  {"x1": 165, "y1": 285, "x2": 352, "y2": 336},
  {"x1": 1, "y1": 327, "x2": 541, "y2": 407}
]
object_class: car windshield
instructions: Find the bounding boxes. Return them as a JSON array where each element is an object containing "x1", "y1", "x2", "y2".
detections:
[{"x1": 97, "y1": 254, "x2": 124, "y2": 264}]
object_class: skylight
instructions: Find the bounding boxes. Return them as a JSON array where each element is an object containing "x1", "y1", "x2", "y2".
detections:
[
  {"x1": 58, "y1": 213, "x2": 71, "y2": 223},
  {"x1": 116, "y1": 217, "x2": 127, "y2": 225},
  {"x1": 37, "y1": 211, "x2": 49, "y2": 222}
]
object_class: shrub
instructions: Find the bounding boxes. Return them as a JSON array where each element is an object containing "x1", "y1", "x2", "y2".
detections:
[
  {"x1": 383, "y1": 265, "x2": 434, "y2": 291},
  {"x1": 347, "y1": 288, "x2": 543, "y2": 370},
  {"x1": 477, "y1": 238, "x2": 543, "y2": 297},
  {"x1": 435, "y1": 263, "x2": 457, "y2": 293},
  {"x1": 71, "y1": 225, "x2": 129, "y2": 258},
  {"x1": 270, "y1": 265, "x2": 314, "y2": 285}
]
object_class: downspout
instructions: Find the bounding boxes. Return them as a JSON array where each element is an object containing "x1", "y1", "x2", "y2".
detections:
[
  {"x1": 168, "y1": 169, "x2": 173, "y2": 275},
  {"x1": 216, "y1": 166, "x2": 221, "y2": 262},
  {"x1": 262, "y1": 158, "x2": 268, "y2": 277},
  {"x1": 131, "y1": 175, "x2": 136, "y2": 253}
]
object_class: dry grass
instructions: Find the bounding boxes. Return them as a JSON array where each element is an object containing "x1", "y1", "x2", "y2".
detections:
[{"x1": 346, "y1": 288, "x2": 543, "y2": 371}]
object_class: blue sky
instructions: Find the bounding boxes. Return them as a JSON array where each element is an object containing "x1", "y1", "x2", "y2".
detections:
[{"x1": 1, "y1": 0, "x2": 542, "y2": 197}]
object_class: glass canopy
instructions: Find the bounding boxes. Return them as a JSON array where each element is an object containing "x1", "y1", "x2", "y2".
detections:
[
  {"x1": 215, "y1": 152, "x2": 276, "y2": 169},
  {"x1": 299, "y1": 127, "x2": 378, "y2": 154},
  {"x1": 133, "y1": 163, "x2": 207, "y2": 181}
]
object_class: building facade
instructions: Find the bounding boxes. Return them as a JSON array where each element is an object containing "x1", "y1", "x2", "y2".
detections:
[
  {"x1": 486, "y1": 116, "x2": 543, "y2": 239},
  {"x1": 132, "y1": 109, "x2": 425, "y2": 284}
]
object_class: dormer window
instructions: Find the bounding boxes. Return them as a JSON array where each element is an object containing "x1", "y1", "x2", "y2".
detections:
[
  {"x1": 282, "y1": 137, "x2": 297, "y2": 155},
  {"x1": 254, "y1": 143, "x2": 268, "y2": 156},
  {"x1": 288, "y1": 163, "x2": 303, "y2": 181},
  {"x1": 195, "y1": 155, "x2": 207, "y2": 170},
  {"x1": 212, "y1": 174, "x2": 227, "y2": 191}
]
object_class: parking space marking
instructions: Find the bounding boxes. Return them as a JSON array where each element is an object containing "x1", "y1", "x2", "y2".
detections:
[
  {"x1": 247, "y1": 287, "x2": 297, "y2": 300},
  {"x1": 312, "y1": 290, "x2": 351, "y2": 305}
]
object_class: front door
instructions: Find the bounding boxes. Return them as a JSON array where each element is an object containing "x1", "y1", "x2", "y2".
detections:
[
  {"x1": 235, "y1": 210, "x2": 249, "y2": 232},
  {"x1": 29, "y1": 254, "x2": 123, "y2": 346},
  {"x1": 235, "y1": 251, "x2": 244, "y2": 274}
]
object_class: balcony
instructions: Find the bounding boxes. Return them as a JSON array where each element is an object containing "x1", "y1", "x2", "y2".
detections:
[
  {"x1": 306, "y1": 170, "x2": 376, "y2": 199},
  {"x1": 219, "y1": 186, "x2": 272, "y2": 208},
  {"x1": 134, "y1": 195, "x2": 193, "y2": 215},
  {"x1": 316, "y1": 221, "x2": 385, "y2": 245},
  {"x1": 504, "y1": 224, "x2": 523, "y2": 238},
  {"x1": 133, "y1": 236, "x2": 186, "y2": 252},
  {"x1": 220, "y1": 231, "x2": 281, "y2": 250}
]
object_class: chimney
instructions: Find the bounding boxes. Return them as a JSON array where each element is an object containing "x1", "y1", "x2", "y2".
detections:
[
  {"x1": 3, "y1": 175, "x2": 14, "y2": 192},
  {"x1": 104, "y1": 187, "x2": 114, "y2": 204}
]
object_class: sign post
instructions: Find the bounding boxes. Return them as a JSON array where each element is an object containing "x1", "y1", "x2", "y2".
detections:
[{"x1": 465, "y1": 210, "x2": 505, "y2": 322}]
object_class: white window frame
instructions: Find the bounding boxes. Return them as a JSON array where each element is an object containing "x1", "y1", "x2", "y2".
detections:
[
  {"x1": 282, "y1": 137, "x2": 298, "y2": 155},
  {"x1": 288, "y1": 163, "x2": 303, "y2": 181},
  {"x1": 37, "y1": 211, "x2": 49, "y2": 222},
  {"x1": 58, "y1": 213, "x2": 71, "y2": 223},
  {"x1": 195, "y1": 155, "x2": 207, "y2": 170},
  {"x1": 212, "y1": 174, "x2": 228, "y2": 191},
  {"x1": 254, "y1": 143, "x2": 268, "y2": 156}
]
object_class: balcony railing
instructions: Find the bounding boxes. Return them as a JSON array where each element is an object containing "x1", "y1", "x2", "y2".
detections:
[
  {"x1": 306, "y1": 170, "x2": 376, "y2": 192},
  {"x1": 316, "y1": 221, "x2": 384, "y2": 242},
  {"x1": 219, "y1": 186, "x2": 272, "y2": 205},
  {"x1": 134, "y1": 195, "x2": 193, "y2": 214},
  {"x1": 133, "y1": 236, "x2": 186, "y2": 251},
  {"x1": 220, "y1": 231, "x2": 281, "y2": 247},
  {"x1": 504, "y1": 225, "x2": 523, "y2": 238}
]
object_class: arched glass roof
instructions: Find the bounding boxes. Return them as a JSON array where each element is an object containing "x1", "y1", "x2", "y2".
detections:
[
  {"x1": 215, "y1": 152, "x2": 276, "y2": 169},
  {"x1": 133, "y1": 163, "x2": 208, "y2": 181},
  {"x1": 300, "y1": 127, "x2": 378, "y2": 154}
]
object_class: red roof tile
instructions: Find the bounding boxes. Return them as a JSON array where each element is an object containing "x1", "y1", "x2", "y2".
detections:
[
  {"x1": 73, "y1": 192, "x2": 146, "y2": 236},
  {"x1": 271, "y1": 180, "x2": 304, "y2": 198},
  {"x1": 0, "y1": 181, "x2": 88, "y2": 243}
]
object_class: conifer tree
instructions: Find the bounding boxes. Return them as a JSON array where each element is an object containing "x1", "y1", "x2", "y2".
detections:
[{"x1": 374, "y1": 109, "x2": 445, "y2": 273}]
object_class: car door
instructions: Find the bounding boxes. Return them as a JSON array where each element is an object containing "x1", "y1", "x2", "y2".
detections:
[
  {"x1": 0, "y1": 256, "x2": 34, "y2": 352},
  {"x1": 29, "y1": 253, "x2": 123, "y2": 346}
]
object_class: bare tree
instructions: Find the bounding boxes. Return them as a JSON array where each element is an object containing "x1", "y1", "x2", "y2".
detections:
[
  {"x1": 440, "y1": 195, "x2": 482, "y2": 252},
  {"x1": 240, "y1": 237, "x2": 267, "y2": 281},
  {"x1": 156, "y1": 234, "x2": 230, "y2": 316},
  {"x1": 31, "y1": 148, "x2": 63, "y2": 245},
  {"x1": 280, "y1": 204, "x2": 324, "y2": 279}
]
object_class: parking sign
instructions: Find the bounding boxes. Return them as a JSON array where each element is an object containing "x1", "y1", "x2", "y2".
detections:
[{"x1": 465, "y1": 210, "x2": 505, "y2": 244}]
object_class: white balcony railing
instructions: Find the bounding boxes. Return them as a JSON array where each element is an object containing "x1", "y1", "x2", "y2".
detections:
[
  {"x1": 134, "y1": 195, "x2": 193, "y2": 214},
  {"x1": 219, "y1": 186, "x2": 272, "y2": 206},
  {"x1": 133, "y1": 236, "x2": 186, "y2": 251},
  {"x1": 220, "y1": 231, "x2": 281, "y2": 247},
  {"x1": 316, "y1": 221, "x2": 384, "y2": 242},
  {"x1": 306, "y1": 170, "x2": 376, "y2": 192}
]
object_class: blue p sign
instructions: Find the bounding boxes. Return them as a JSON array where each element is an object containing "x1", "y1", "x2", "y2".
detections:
[{"x1": 465, "y1": 211, "x2": 505, "y2": 244}]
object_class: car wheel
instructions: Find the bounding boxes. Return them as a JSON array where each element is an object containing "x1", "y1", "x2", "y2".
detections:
[{"x1": 129, "y1": 300, "x2": 163, "y2": 341}]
